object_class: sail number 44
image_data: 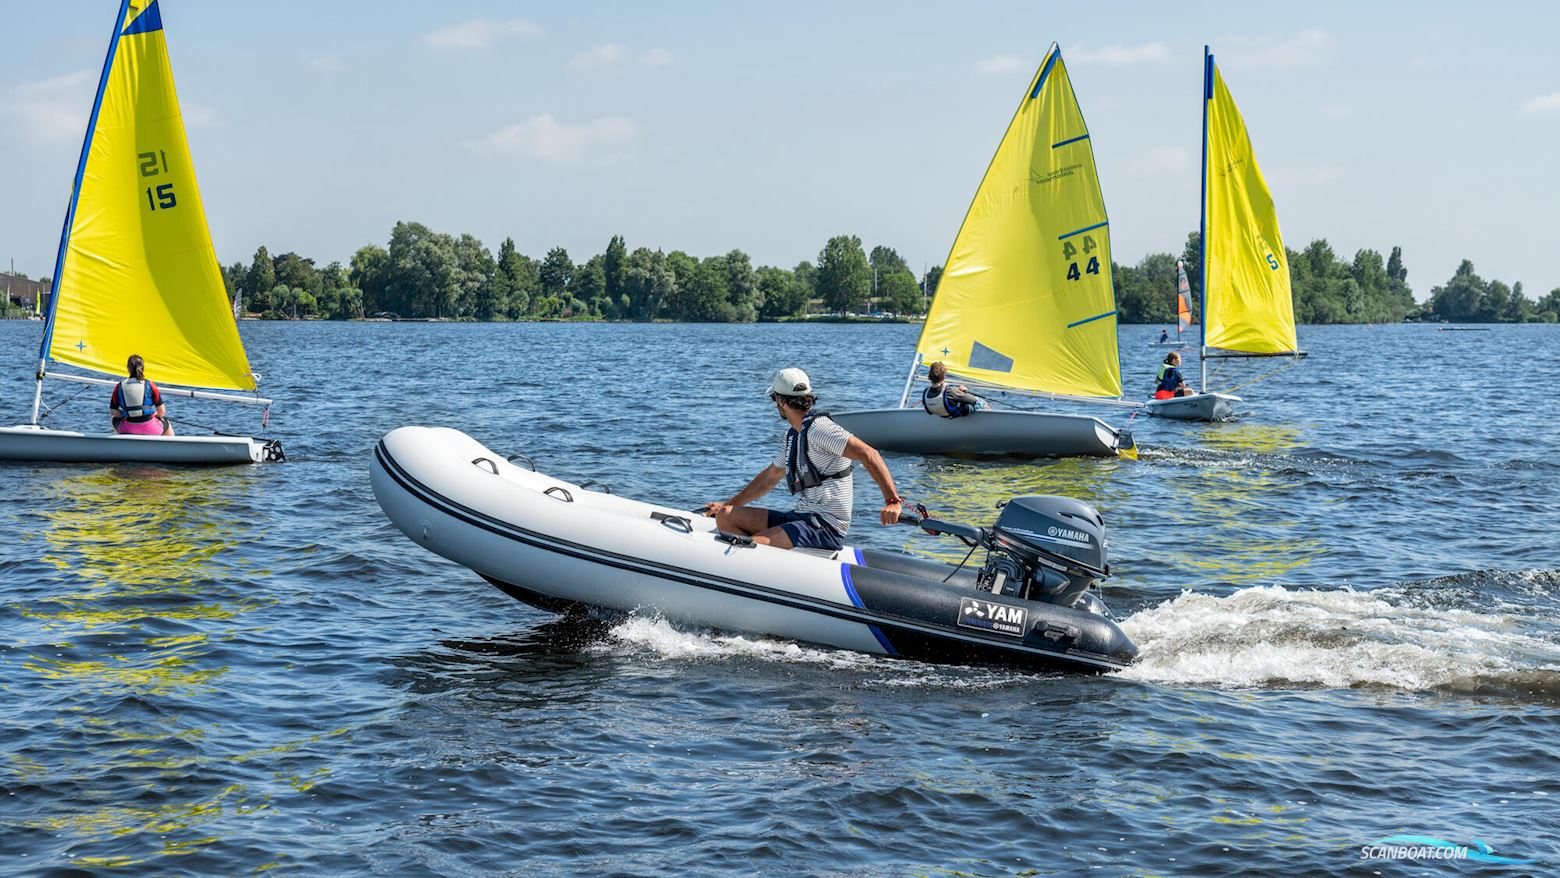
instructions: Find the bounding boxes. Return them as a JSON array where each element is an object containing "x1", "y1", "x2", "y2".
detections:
[
  {"x1": 1062, "y1": 235, "x2": 1101, "y2": 282},
  {"x1": 139, "y1": 150, "x2": 178, "y2": 211}
]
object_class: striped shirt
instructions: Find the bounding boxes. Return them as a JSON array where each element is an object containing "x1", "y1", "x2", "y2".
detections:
[{"x1": 772, "y1": 416, "x2": 855, "y2": 534}]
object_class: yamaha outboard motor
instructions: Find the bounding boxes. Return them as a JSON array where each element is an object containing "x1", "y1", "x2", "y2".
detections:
[{"x1": 976, "y1": 496, "x2": 1110, "y2": 615}]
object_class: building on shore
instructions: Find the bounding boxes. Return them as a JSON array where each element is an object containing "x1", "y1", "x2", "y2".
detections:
[{"x1": 2, "y1": 273, "x2": 51, "y2": 315}]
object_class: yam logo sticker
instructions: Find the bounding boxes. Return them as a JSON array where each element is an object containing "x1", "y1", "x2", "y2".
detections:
[{"x1": 958, "y1": 597, "x2": 1028, "y2": 637}]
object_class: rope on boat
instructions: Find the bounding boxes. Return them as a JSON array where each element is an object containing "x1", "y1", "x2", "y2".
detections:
[
  {"x1": 1221, "y1": 356, "x2": 1306, "y2": 394},
  {"x1": 36, "y1": 384, "x2": 94, "y2": 424}
]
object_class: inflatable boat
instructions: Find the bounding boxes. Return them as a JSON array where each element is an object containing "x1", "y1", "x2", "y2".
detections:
[{"x1": 371, "y1": 426, "x2": 1137, "y2": 673}]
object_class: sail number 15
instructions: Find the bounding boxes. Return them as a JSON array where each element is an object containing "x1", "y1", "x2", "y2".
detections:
[
  {"x1": 138, "y1": 150, "x2": 178, "y2": 212},
  {"x1": 1062, "y1": 236, "x2": 1100, "y2": 282}
]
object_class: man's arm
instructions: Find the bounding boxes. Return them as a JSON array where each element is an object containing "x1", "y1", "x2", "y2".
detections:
[
  {"x1": 703, "y1": 465, "x2": 785, "y2": 516},
  {"x1": 947, "y1": 386, "x2": 982, "y2": 408},
  {"x1": 842, "y1": 437, "x2": 901, "y2": 525}
]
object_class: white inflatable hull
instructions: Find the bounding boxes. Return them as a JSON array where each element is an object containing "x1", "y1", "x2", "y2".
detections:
[
  {"x1": 0, "y1": 425, "x2": 272, "y2": 464},
  {"x1": 370, "y1": 426, "x2": 1135, "y2": 672},
  {"x1": 827, "y1": 408, "x2": 1131, "y2": 458},
  {"x1": 1143, "y1": 392, "x2": 1240, "y2": 422}
]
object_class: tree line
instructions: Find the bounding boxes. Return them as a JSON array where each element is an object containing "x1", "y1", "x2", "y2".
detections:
[
  {"x1": 1116, "y1": 233, "x2": 1560, "y2": 325},
  {"x1": 224, "y1": 224, "x2": 934, "y2": 322},
  {"x1": 222, "y1": 222, "x2": 1560, "y2": 324}
]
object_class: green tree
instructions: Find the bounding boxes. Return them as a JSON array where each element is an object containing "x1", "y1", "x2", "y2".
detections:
[
  {"x1": 1536, "y1": 288, "x2": 1560, "y2": 323},
  {"x1": 244, "y1": 246, "x2": 276, "y2": 314},
  {"x1": 496, "y1": 240, "x2": 537, "y2": 319},
  {"x1": 569, "y1": 254, "x2": 608, "y2": 318},
  {"x1": 603, "y1": 235, "x2": 627, "y2": 316},
  {"x1": 793, "y1": 260, "x2": 817, "y2": 314},
  {"x1": 539, "y1": 247, "x2": 573, "y2": 300},
  {"x1": 817, "y1": 235, "x2": 870, "y2": 314},
  {"x1": 625, "y1": 247, "x2": 674, "y2": 320},
  {"x1": 722, "y1": 249, "x2": 757, "y2": 321},
  {"x1": 922, "y1": 265, "x2": 943, "y2": 301},
  {"x1": 273, "y1": 252, "x2": 317, "y2": 294},
  {"x1": 452, "y1": 233, "x2": 496, "y2": 319},
  {"x1": 879, "y1": 269, "x2": 923, "y2": 316},
  {"x1": 756, "y1": 265, "x2": 804, "y2": 319},
  {"x1": 1429, "y1": 260, "x2": 1484, "y2": 321},
  {"x1": 350, "y1": 244, "x2": 390, "y2": 315},
  {"x1": 384, "y1": 221, "x2": 458, "y2": 318}
]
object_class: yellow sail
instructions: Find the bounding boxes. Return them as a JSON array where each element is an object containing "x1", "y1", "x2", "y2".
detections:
[
  {"x1": 1201, "y1": 55, "x2": 1298, "y2": 355},
  {"x1": 43, "y1": 0, "x2": 256, "y2": 391},
  {"x1": 916, "y1": 45, "x2": 1121, "y2": 398}
]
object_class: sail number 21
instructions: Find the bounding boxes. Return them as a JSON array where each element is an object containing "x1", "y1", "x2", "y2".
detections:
[
  {"x1": 1062, "y1": 236, "x2": 1100, "y2": 282},
  {"x1": 138, "y1": 150, "x2": 178, "y2": 211}
]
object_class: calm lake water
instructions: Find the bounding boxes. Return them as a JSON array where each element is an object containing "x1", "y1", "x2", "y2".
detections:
[{"x1": 1, "y1": 319, "x2": 1557, "y2": 876}]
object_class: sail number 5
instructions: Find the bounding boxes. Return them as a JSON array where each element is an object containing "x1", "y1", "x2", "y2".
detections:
[
  {"x1": 1062, "y1": 236, "x2": 1101, "y2": 282},
  {"x1": 138, "y1": 150, "x2": 178, "y2": 212}
]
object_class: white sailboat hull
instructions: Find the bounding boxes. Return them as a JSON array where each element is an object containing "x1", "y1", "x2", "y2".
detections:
[
  {"x1": 828, "y1": 409, "x2": 1130, "y2": 458},
  {"x1": 0, "y1": 425, "x2": 269, "y2": 464},
  {"x1": 1144, "y1": 392, "x2": 1240, "y2": 422}
]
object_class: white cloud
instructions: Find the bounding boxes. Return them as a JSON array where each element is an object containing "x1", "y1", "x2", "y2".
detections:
[
  {"x1": 1219, "y1": 29, "x2": 1339, "y2": 69},
  {"x1": 308, "y1": 56, "x2": 346, "y2": 74},
  {"x1": 3, "y1": 70, "x2": 94, "y2": 146},
  {"x1": 182, "y1": 105, "x2": 220, "y2": 129},
  {"x1": 1141, "y1": 146, "x2": 1191, "y2": 173},
  {"x1": 1520, "y1": 91, "x2": 1560, "y2": 114},
  {"x1": 642, "y1": 48, "x2": 674, "y2": 67},
  {"x1": 1069, "y1": 42, "x2": 1172, "y2": 66},
  {"x1": 975, "y1": 53, "x2": 1030, "y2": 76},
  {"x1": 567, "y1": 43, "x2": 627, "y2": 73},
  {"x1": 424, "y1": 18, "x2": 542, "y2": 51},
  {"x1": 466, "y1": 113, "x2": 639, "y2": 163}
]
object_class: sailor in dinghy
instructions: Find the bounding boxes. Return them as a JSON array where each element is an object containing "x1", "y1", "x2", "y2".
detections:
[
  {"x1": 703, "y1": 368, "x2": 904, "y2": 551},
  {"x1": 110, "y1": 355, "x2": 174, "y2": 436}
]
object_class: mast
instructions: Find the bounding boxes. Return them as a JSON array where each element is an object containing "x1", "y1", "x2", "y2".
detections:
[
  {"x1": 1198, "y1": 45, "x2": 1212, "y2": 392},
  {"x1": 33, "y1": 0, "x2": 132, "y2": 424}
]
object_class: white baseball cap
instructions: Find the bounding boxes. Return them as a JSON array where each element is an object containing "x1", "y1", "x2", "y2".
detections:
[{"x1": 769, "y1": 367, "x2": 813, "y2": 398}]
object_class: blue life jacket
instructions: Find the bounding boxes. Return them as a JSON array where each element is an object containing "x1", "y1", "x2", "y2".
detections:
[
  {"x1": 1155, "y1": 365, "x2": 1183, "y2": 393},
  {"x1": 922, "y1": 385, "x2": 972, "y2": 419},
  {"x1": 115, "y1": 378, "x2": 159, "y2": 422},
  {"x1": 784, "y1": 414, "x2": 851, "y2": 495}
]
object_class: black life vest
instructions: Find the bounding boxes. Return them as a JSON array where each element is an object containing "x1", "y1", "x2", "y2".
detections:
[
  {"x1": 116, "y1": 378, "x2": 158, "y2": 423},
  {"x1": 921, "y1": 384, "x2": 972, "y2": 419},
  {"x1": 784, "y1": 414, "x2": 851, "y2": 495}
]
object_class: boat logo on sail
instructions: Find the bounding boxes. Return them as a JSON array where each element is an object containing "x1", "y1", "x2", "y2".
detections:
[
  {"x1": 1030, "y1": 162, "x2": 1082, "y2": 188},
  {"x1": 958, "y1": 597, "x2": 1027, "y2": 636}
]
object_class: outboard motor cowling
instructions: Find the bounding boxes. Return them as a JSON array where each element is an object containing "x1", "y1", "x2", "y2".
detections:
[{"x1": 978, "y1": 496, "x2": 1109, "y2": 612}]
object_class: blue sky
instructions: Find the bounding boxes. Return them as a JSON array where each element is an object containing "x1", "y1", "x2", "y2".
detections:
[{"x1": 3, "y1": 1, "x2": 1557, "y2": 301}]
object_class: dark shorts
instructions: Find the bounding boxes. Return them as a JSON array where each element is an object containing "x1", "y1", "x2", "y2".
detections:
[{"x1": 765, "y1": 509, "x2": 845, "y2": 551}]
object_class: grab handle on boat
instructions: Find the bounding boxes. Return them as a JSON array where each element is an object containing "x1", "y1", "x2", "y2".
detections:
[
  {"x1": 472, "y1": 457, "x2": 499, "y2": 475},
  {"x1": 651, "y1": 511, "x2": 694, "y2": 533},
  {"x1": 544, "y1": 486, "x2": 574, "y2": 503},
  {"x1": 578, "y1": 479, "x2": 613, "y2": 494},
  {"x1": 506, "y1": 452, "x2": 537, "y2": 470},
  {"x1": 715, "y1": 532, "x2": 756, "y2": 548}
]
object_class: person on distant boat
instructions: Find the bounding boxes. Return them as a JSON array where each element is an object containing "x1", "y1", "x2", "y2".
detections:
[
  {"x1": 1159, "y1": 328, "x2": 1170, "y2": 344},
  {"x1": 701, "y1": 368, "x2": 902, "y2": 551},
  {"x1": 1153, "y1": 351, "x2": 1195, "y2": 399},
  {"x1": 922, "y1": 361, "x2": 985, "y2": 418},
  {"x1": 110, "y1": 354, "x2": 174, "y2": 436}
]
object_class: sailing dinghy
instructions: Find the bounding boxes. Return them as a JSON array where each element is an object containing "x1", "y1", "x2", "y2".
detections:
[
  {"x1": 831, "y1": 45, "x2": 1135, "y2": 458},
  {"x1": 1148, "y1": 261, "x2": 1195, "y2": 349},
  {"x1": 0, "y1": 0, "x2": 281, "y2": 465},
  {"x1": 1147, "y1": 48, "x2": 1305, "y2": 423}
]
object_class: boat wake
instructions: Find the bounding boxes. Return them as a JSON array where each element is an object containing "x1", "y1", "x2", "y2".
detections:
[
  {"x1": 591, "y1": 614, "x2": 881, "y2": 670},
  {"x1": 591, "y1": 615, "x2": 1036, "y2": 689},
  {"x1": 1118, "y1": 575, "x2": 1560, "y2": 700}
]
